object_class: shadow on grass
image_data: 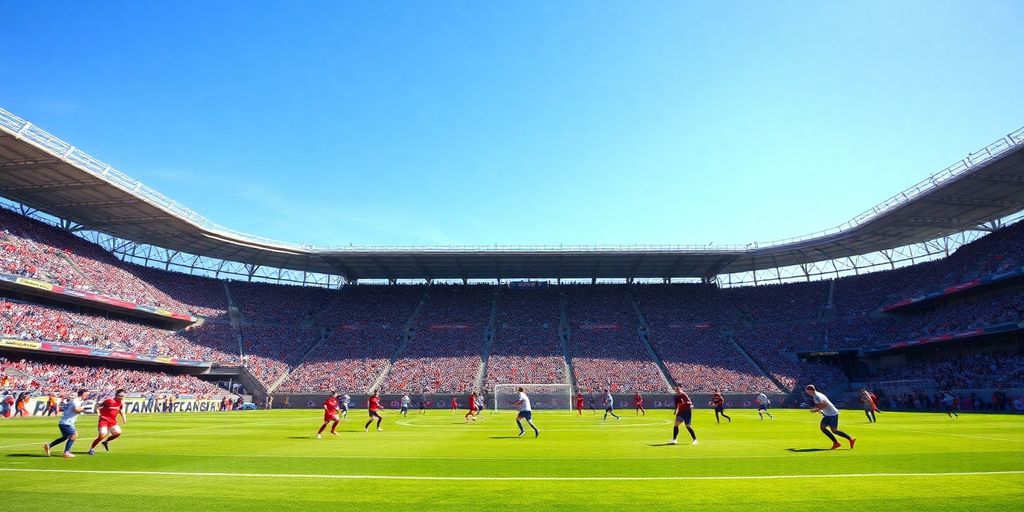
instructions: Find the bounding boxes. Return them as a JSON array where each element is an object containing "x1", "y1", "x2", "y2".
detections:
[
  {"x1": 786, "y1": 448, "x2": 832, "y2": 452},
  {"x1": 488, "y1": 436, "x2": 523, "y2": 439},
  {"x1": 647, "y1": 443, "x2": 679, "y2": 447},
  {"x1": 6, "y1": 453, "x2": 48, "y2": 458}
]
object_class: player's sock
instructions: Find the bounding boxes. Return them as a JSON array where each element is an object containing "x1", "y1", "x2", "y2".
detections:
[
  {"x1": 822, "y1": 429, "x2": 838, "y2": 443},
  {"x1": 364, "y1": 419, "x2": 373, "y2": 430},
  {"x1": 516, "y1": 419, "x2": 525, "y2": 435},
  {"x1": 317, "y1": 423, "x2": 328, "y2": 435},
  {"x1": 330, "y1": 422, "x2": 338, "y2": 434},
  {"x1": 723, "y1": 413, "x2": 731, "y2": 423},
  {"x1": 376, "y1": 418, "x2": 382, "y2": 429},
  {"x1": 686, "y1": 426, "x2": 696, "y2": 441},
  {"x1": 767, "y1": 412, "x2": 773, "y2": 419},
  {"x1": 49, "y1": 436, "x2": 67, "y2": 448},
  {"x1": 64, "y1": 438, "x2": 75, "y2": 453},
  {"x1": 833, "y1": 430, "x2": 852, "y2": 441},
  {"x1": 672, "y1": 426, "x2": 679, "y2": 440},
  {"x1": 90, "y1": 437, "x2": 102, "y2": 450}
]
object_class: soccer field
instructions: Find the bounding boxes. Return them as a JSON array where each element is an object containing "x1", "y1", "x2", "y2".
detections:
[{"x1": 2, "y1": 408, "x2": 1022, "y2": 511}]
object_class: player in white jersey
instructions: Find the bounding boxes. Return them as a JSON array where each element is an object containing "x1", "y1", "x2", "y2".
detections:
[
  {"x1": 341, "y1": 393, "x2": 351, "y2": 418},
  {"x1": 400, "y1": 394, "x2": 411, "y2": 417},
  {"x1": 755, "y1": 392, "x2": 773, "y2": 420},
  {"x1": 44, "y1": 388, "x2": 88, "y2": 459},
  {"x1": 602, "y1": 389, "x2": 620, "y2": 421},
  {"x1": 805, "y1": 385, "x2": 855, "y2": 450},
  {"x1": 512, "y1": 387, "x2": 540, "y2": 438}
]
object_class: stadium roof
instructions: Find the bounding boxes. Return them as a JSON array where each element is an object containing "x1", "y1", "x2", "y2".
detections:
[{"x1": 2, "y1": 107, "x2": 1024, "y2": 282}]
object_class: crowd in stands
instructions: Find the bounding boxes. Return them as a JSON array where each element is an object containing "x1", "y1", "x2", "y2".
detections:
[
  {"x1": 128, "y1": 265, "x2": 230, "y2": 318},
  {"x1": 277, "y1": 328, "x2": 402, "y2": 393},
  {"x1": 830, "y1": 265, "x2": 920, "y2": 317},
  {"x1": 565, "y1": 286, "x2": 666, "y2": 393},
  {"x1": 277, "y1": 285, "x2": 423, "y2": 393},
  {"x1": 869, "y1": 352, "x2": 1024, "y2": 391},
  {"x1": 633, "y1": 283, "x2": 737, "y2": 324},
  {"x1": 486, "y1": 288, "x2": 565, "y2": 388},
  {"x1": 649, "y1": 326, "x2": 779, "y2": 393},
  {"x1": 0, "y1": 208, "x2": 198, "y2": 314},
  {"x1": 240, "y1": 324, "x2": 319, "y2": 385},
  {"x1": 379, "y1": 286, "x2": 492, "y2": 393},
  {"x1": 1, "y1": 357, "x2": 227, "y2": 397},
  {"x1": 231, "y1": 280, "x2": 340, "y2": 325},
  {"x1": 723, "y1": 280, "x2": 830, "y2": 323},
  {"x1": 0, "y1": 299, "x2": 240, "y2": 364}
]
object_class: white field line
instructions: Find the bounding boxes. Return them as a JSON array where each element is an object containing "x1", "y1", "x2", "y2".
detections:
[{"x1": 1, "y1": 468, "x2": 1023, "y2": 481}]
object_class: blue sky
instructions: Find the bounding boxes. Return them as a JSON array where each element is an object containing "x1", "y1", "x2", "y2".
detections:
[{"x1": 1, "y1": 1, "x2": 1022, "y2": 247}]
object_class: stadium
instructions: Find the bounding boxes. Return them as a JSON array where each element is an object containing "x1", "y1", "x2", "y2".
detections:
[{"x1": 3, "y1": 4, "x2": 1024, "y2": 511}]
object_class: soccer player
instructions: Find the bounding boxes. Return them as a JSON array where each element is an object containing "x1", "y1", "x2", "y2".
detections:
[
  {"x1": 450, "y1": 396, "x2": 458, "y2": 414},
  {"x1": 464, "y1": 391, "x2": 479, "y2": 423},
  {"x1": 634, "y1": 391, "x2": 646, "y2": 416},
  {"x1": 418, "y1": 395, "x2": 427, "y2": 415},
  {"x1": 942, "y1": 391, "x2": 958, "y2": 418},
  {"x1": 400, "y1": 394, "x2": 411, "y2": 417},
  {"x1": 712, "y1": 390, "x2": 731, "y2": 423},
  {"x1": 575, "y1": 392, "x2": 585, "y2": 416},
  {"x1": 860, "y1": 389, "x2": 877, "y2": 423},
  {"x1": 340, "y1": 393, "x2": 351, "y2": 419},
  {"x1": 805, "y1": 385, "x2": 855, "y2": 450},
  {"x1": 44, "y1": 388, "x2": 88, "y2": 458},
  {"x1": 46, "y1": 393, "x2": 58, "y2": 416},
  {"x1": 317, "y1": 391, "x2": 340, "y2": 439},
  {"x1": 89, "y1": 389, "x2": 127, "y2": 455},
  {"x1": 365, "y1": 391, "x2": 384, "y2": 432},
  {"x1": 602, "y1": 389, "x2": 620, "y2": 421},
  {"x1": 755, "y1": 392, "x2": 773, "y2": 420},
  {"x1": 512, "y1": 387, "x2": 540, "y2": 437},
  {"x1": 669, "y1": 385, "x2": 697, "y2": 445}
]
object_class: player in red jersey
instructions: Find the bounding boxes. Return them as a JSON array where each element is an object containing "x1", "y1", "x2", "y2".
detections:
[
  {"x1": 670, "y1": 385, "x2": 697, "y2": 445},
  {"x1": 712, "y1": 390, "x2": 731, "y2": 423},
  {"x1": 317, "y1": 391, "x2": 341, "y2": 439},
  {"x1": 88, "y1": 389, "x2": 127, "y2": 455},
  {"x1": 464, "y1": 391, "x2": 479, "y2": 423},
  {"x1": 450, "y1": 397, "x2": 458, "y2": 414},
  {"x1": 365, "y1": 391, "x2": 384, "y2": 432},
  {"x1": 634, "y1": 392, "x2": 646, "y2": 416},
  {"x1": 575, "y1": 392, "x2": 585, "y2": 416}
]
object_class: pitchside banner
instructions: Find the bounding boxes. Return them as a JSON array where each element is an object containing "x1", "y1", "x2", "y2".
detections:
[{"x1": 24, "y1": 396, "x2": 223, "y2": 416}]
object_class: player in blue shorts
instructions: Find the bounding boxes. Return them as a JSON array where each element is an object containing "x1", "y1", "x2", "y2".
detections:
[
  {"x1": 669, "y1": 385, "x2": 697, "y2": 445},
  {"x1": 44, "y1": 388, "x2": 88, "y2": 458},
  {"x1": 806, "y1": 385, "x2": 855, "y2": 450},
  {"x1": 755, "y1": 392, "x2": 773, "y2": 420},
  {"x1": 512, "y1": 387, "x2": 540, "y2": 438}
]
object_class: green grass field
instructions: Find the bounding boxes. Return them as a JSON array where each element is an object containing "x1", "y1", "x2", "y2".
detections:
[{"x1": 2, "y1": 408, "x2": 1022, "y2": 511}]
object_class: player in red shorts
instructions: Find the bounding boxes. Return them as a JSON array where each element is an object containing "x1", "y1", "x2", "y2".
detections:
[
  {"x1": 317, "y1": 391, "x2": 341, "y2": 439},
  {"x1": 634, "y1": 392, "x2": 645, "y2": 416},
  {"x1": 365, "y1": 391, "x2": 384, "y2": 432},
  {"x1": 88, "y1": 388, "x2": 127, "y2": 455},
  {"x1": 464, "y1": 391, "x2": 479, "y2": 423},
  {"x1": 450, "y1": 397, "x2": 458, "y2": 414},
  {"x1": 575, "y1": 392, "x2": 585, "y2": 416}
]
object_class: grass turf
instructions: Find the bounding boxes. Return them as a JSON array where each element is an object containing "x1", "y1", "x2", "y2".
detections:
[{"x1": 1, "y1": 408, "x2": 1022, "y2": 511}]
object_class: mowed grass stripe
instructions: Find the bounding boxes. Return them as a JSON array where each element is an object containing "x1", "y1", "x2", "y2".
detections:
[{"x1": 3, "y1": 467, "x2": 1024, "y2": 481}]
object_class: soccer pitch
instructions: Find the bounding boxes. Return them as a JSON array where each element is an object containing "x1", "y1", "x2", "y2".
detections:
[{"x1": 2, "y1": 409, "x2": 1022, "y2": 511}]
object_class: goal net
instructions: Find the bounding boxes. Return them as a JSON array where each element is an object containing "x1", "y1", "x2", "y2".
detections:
[{"x1": 493, "y1": 383, "x2": 573, "y2": 412}]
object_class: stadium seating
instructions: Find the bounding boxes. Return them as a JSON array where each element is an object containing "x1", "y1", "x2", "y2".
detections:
[
  {"x1": 868, "y1": 352, "x2": 1024, "y2": 391},
  {"x1": 0, "y1": 208, "x2": 199, "y2": 313},
  {"x1": 277, "y1": 285, "x2": 423, "y2": 393},
  {"x1": 240, "y1": 324, "x2": 319, "y2": 386},
  {"x1": 565, "y1": 286, "x2": 667, "y2": 393},
  {"x1": 485, "y1": 288, "x2": 565, "y2": 389},
  {"x1": 379, "y1": 286, "x2": 492, "y2": 393},
  {"x1": 0, "y1": 357, "x2": 228, "y2": 397},
  {"x1": 0, "y1": 299, "x2": 240, "y2": 364}
]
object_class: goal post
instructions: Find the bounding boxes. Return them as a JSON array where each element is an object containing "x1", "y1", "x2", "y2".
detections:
[{"x1": 493, "y1": 383, "x2": 573, "y2": 412}]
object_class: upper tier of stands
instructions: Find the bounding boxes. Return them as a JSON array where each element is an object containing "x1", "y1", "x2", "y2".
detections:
[{"x1": 2, "y1": 206, "x2": 1023, "y2": 394}]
